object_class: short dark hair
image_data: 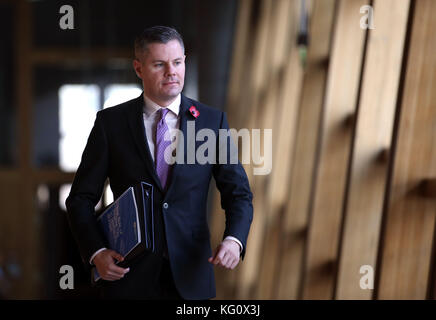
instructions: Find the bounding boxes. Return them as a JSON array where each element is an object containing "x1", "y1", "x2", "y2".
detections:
[{"x1": 134, "y1": 26, "x2": 185, "y2": 58}]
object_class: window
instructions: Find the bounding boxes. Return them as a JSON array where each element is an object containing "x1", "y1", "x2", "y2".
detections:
[
  {"x1": 59, "y1": 85, "x2": 100, "y2": 172},
  {"x1": 58, "y1": 84, "x2": 141, "y2": 172}
]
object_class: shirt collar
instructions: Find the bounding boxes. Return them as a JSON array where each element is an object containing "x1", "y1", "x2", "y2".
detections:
[{"x1": 143, "y1": 94, "x2": 181, "y2": 118}]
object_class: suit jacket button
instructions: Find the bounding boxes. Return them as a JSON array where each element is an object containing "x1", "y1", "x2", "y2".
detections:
[{"x1": 163, "y1": 202, "x2": 169, "y2": 209}]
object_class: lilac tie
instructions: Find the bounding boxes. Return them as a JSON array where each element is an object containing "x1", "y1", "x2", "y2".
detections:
[{"x1": 155, "y1": 108, "x2": 172, "y2": 190}]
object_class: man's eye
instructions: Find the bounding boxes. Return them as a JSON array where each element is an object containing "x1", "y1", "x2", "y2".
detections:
[
  {"x1": 175, "y1": 61, "x2": 181, "y2": 65},
  {"x1": 155, "y1": 63, "x2": 163, "y2": 67}
]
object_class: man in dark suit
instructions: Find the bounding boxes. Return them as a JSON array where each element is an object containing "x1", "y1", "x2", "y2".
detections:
[{"x1": 66, "y1": 26, "x2": 253, "y2": 300}]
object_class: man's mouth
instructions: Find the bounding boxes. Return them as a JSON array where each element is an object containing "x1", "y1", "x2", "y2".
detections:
[{"x1": 163, "y1": 81, "x2": 178, "y2": 85}]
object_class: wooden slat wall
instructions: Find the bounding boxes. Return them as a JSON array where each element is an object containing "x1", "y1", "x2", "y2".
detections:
[
  {"x1": 236, "y1": 0, "x2": 285, "y2": 299},
  {"x1": 376, "y1": 0, "x2": 436, "y2": 299},
  {"x1": 277, "y1": 0, "x2": 337, "y2": 300},
  {"x1": 302, "y1": 0, "x2": 369, "y2": 299},
  {"x1": 225, "y1": 0, "x2": 255, "y2": 130},
  {"x1": 255, "y1": 0, "x2": 302, "y2": 299},
  {"x1": 215, "y1": 0, "x2": 436, "y2": 300},
  {"x1": 335, "y1": 0, "x2": 410, "y2": 299}
]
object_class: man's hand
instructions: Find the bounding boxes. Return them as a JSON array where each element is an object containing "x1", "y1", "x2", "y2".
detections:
[
  {"x1": 92, "y1": 249, "x2": 130, "y2": 281},
  {"x1": 208, "y1": 239, "x2": 241, "y2": 270}
]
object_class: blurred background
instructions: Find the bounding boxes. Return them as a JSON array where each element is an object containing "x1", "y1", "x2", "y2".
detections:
[{"x1": 0, "y1": 0, "x2": 435, "y2": 299}]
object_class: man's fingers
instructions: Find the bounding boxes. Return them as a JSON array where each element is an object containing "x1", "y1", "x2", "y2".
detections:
[
  {"x1": 209, "y1": 243, "x2": 241, "y2": 268},
  {"x1": 229, "y1": 259, "x2": 239, "y2": 270},
  {"x1": 210, "y1": 245, "x2": 221, "y2": 262},
  {"x1": 94, "y1": 250, "x2": 129, "y2": 282},
  {"x1": 208, "y1": 246, "x2": 221, "y2": 265},
  {"x1": 101, "y1": 269, "x2": 122, "y2": 281},
  {"x1": 103, "y1": 274, "x2": 120, "y2": 281},
  {"x1": 220, "y1": 252, "x2": 230, "y2": 267},
  {"x1": 230, "y1": 259, "x2": 239, "y2": 269},
  {"x1": 224, "y1": 256, "x2": 235, "y2": 269},
  {"x1": 214, "y1": 249, "x2": 226, "y2": 265},
  {"x1": 103, "y1": 267, "x2": 129, "y2": 281},
  {"x1": 219, "y1": 251, "x2": 240, "y2": 269},
  {"x1": 108, "y1": 264, "x2": 129, "y2": 276},
  {"x1": 110, "y1": 251, "x2": 124, "y2": 262},
  {"x1": 107, "y1": 270, "x2": 125, "y2": 278}
]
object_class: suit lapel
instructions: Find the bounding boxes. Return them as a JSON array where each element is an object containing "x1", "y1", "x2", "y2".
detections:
[{"x1": 126, "y1": 93, "x2": 163, "y2": 191}]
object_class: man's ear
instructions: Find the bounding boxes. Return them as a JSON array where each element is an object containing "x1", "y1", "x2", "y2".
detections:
[{"x1": 133, "y1": 59, "x2": 142, "y2": 79}]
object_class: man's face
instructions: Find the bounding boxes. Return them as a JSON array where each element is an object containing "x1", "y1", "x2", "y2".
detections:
[{"x1": 133, "y1": 39, "x2": 185, "y2": 106}]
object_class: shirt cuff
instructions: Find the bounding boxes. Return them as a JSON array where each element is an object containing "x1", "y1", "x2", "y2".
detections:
[
  {"x1": 224, "y1": 236, "x2": 243, "y2": 253},
  {"x1": 89, "y1": 247, "x2": 107, "y2": 265}
]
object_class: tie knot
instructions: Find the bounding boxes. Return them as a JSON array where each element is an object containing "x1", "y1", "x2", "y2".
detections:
[{"x1": 159, "y1": 108, "x2": 170, "y2": 121}]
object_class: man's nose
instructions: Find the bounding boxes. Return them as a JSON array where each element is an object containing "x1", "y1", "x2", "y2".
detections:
[{"x1": 165, "y1": 64, "x2": 176, "y2": 76}]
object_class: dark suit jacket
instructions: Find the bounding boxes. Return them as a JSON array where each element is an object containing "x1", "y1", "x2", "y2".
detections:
[{"x1": 65, "y1": 93, "x2": 253, "y2": 299}]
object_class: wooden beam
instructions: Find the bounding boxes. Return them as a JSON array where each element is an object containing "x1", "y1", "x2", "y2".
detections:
[
  {"x1": 335, "y1": 0, "x2": 410, "y2": 300},
  {"x1": 256, "y1": 0, "x2": 301, "y2": 299},
  {"x1": 13, "y1": 0, "x2": 40, "y2": 299},
  {"x1": 302, "y1": 0, "x2": 369, "y2": 299},
  {"x1": 276, "y1": 0, "x2": 337, "y2": 299},
  {"x1": 420, "y1": 179, "x2": 436, "y2": 198},
  {"x1": 376, "y1": 0, "x2": 436, "y2": 299},
  {"x1": 225, "y1": 0, "x2": 254, "y2": 129},
  {"x1": 232, "y1": 0, "x2": 275, "y2": 299},
  {"x1": 0, "y1": 170, "x2": 20, "y2": 182}
]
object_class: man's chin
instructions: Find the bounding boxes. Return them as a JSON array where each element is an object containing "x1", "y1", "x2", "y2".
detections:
[
  {"x1": 162, "y1": 88, "x2": 182, "y2": 99},
  {"x1": 152, "y1": 92, "x2": 181, "y2": 105}
]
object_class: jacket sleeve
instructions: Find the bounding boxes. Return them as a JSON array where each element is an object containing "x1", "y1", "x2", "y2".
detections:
[
  {"x1": 212, "y1": 111, "x2": 253, "y2": 259},
  {"x1": 65, "y1": 111, "x2": 109, "y2": 265}
]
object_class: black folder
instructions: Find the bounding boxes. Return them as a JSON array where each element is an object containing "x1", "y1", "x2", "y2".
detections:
[{"x1": 92, "y1": 181, "x2": 155, "y2": 282}]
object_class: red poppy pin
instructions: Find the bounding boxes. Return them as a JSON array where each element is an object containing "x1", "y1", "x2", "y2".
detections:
[{"x1": 189, "y1": 105, "x2": 200, "y2": 118}]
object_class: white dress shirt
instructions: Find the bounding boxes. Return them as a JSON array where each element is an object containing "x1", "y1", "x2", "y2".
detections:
[{"x1": 89, "y1": 94, "x2": 242, "y2": 264}]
